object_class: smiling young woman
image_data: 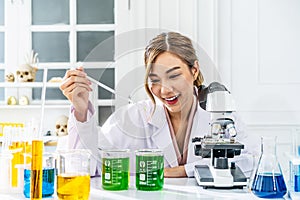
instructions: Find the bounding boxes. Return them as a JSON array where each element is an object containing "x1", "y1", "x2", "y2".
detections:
[{"x1": 60, "y1": 31, "x2": 255, "y2": 179}]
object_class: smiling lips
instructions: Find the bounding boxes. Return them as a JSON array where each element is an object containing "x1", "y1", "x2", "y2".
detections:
[{"x1": 164, "y1": 94, "x2": 180, "y2": 105}]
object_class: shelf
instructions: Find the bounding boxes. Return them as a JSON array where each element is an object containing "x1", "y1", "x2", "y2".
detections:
[
  {"x1": 0, "y1": 100, "x2": 115, "y2": 108},
  {"x1": 0, "y1": 136, "x2": 58, "y2": 144},
  {"x1": 0, "y1": 105, "x2": 70, "y2": 109},
  {"x1": 0, "y1": 82, "x2": 61, "y2": 88},
  {"x1": 96, "y1": 99, "x2": 115, "y2": 106},
  {"x1": 0, "y1": 100, "x2": 71, "y2": 109}
]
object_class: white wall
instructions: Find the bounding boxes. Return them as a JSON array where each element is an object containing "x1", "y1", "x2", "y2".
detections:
[
  {"x1": 120, "y1": 0, "x2": 300, "y2": 177},
  {"x1": 216, "y1": 0, "x2": 300, "y2": 176}
]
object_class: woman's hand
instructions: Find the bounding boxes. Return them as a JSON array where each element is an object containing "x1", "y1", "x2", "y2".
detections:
[
  {"x1": 164, "y1": 166, "x2": 187, "y2": 178},
  {"x1": 59, "y1": 66, "x2": 92, "y2": 122}
]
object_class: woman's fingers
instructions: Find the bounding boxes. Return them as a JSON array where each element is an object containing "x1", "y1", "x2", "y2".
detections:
[
  {"x1": 64, "y1": 68, "x2": 86, "y2": 79},
  {"x1": 76, "y1": 66, "x2": 84, "y2": 71},
  {"x1": 59, "y1": 67, "x2": 93, "y2": 106},
  {"x1": 63, "y1": 82, "x2": 91, "y2": 96},
  {"x1": 60, "y1": 72, "x2": 91, "y2": 91}
]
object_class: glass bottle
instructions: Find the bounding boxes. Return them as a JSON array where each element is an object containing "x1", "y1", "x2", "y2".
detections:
[{"x1": 251, "y1": 136, "x2": 287, "y2": 198}]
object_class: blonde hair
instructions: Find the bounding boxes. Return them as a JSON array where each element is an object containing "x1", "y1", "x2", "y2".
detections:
[{"x1": 144, "y1": 32, "x2": 204, "y2": 109}]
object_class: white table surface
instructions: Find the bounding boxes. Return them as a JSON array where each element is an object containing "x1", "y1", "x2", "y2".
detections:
[{"x1": 0, "y1": 176, "x2": 291, "y2": 200}]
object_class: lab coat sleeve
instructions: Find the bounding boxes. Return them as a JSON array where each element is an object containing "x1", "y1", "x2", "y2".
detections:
[
  {"x1": 68, "y1": 101, "x2": 99, "y2": 176},
  {"x1": 67, "y1": 101, "x2": 150, "y2": 176}
]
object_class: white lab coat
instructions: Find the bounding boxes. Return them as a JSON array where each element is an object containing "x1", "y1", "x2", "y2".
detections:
[{"x1": 67, "y1": 100, "x2": 257, "y2": 177}]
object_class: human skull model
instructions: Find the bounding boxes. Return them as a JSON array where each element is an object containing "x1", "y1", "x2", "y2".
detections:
[
  {"x1": 55, "y1": 115, "x2": 69, "y2": 137},
  {"x1": 5, "y1": 72, "x2": 15, "y2": 82},
  {"x1": 16, "y1": 50, "x2": 39, "y2": 82},
  {"x1": 16, "y1": 64, "x2": 38, "y2": 82}
]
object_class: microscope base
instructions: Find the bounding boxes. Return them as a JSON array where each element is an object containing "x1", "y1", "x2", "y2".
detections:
[{"x1": 194, "y1": 165, "x2": 247, "y2": 189}]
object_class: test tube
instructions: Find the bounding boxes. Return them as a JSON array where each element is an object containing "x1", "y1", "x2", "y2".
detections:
[
  {"x1": 30, "y1": 140, "x2": 43, "y2": 199},
  {"x1": 30, "y1": 60, "x2": 46, "y2": 200},
  {"x1": 0, "y1": 152, "x2": 13, "y2": 193}
]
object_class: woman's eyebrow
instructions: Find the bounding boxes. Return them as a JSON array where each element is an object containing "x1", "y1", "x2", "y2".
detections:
[
  {"x1": 149, "y1": 66, "x2": 181, "y2": 77},
  {"x1": 166, "y1": 66, "x2": 181, "y2": 74},
  {"x1": 148, "y1": 73, "x2": 157, "y2": 77}
]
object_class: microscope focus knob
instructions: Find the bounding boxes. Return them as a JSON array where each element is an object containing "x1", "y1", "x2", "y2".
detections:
[{"x1": 214, "y1": 157, "x2": 228, "y2": 169}]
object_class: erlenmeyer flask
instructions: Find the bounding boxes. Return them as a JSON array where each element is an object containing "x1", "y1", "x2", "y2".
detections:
[{"x1": 251, "y1": 136, "x2": 287, "y2": 198}]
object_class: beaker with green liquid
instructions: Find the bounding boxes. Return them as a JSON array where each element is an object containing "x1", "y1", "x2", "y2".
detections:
[
  {"x1": 101, "y1": 149, "x2": 130, "y2": 190},
  {"x1": 135, "y1": 149, "x2": 164, "y2": 191}
]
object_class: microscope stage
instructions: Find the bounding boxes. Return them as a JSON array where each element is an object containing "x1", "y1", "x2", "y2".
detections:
[{"x1": 194, "y1": 165, "x2": 247, "y2": 189}]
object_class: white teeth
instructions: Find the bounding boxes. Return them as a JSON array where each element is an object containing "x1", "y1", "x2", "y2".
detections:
[{"x1": 165, "y1": 95, "x2": 178, "y2": 101}]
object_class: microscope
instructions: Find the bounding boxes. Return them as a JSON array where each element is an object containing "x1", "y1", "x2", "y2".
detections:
[{"x1": 193, "y1": 82, "x2": 247, "y2": 189}]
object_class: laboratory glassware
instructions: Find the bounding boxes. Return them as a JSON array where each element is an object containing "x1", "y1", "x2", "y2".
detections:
[
  {"x1": 56, "y1": 149, "x2": 91, "y2": 200},
  {"x1": 101, "y1": 149, "x2": 130, "y2": 190},
  {"x1": 136, "y1": 149, "x2": 164, "y2": 191},
  {"x1": 251, "y1": 136, "x2": 287, "y2": 198},
  {"x1": 23, "y1": 153, "x2": 55, "y2": 198}
]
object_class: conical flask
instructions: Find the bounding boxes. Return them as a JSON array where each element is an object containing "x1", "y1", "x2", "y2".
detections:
[{"x1": 251, "y1": 136, "x2": 287, "y2": 198}]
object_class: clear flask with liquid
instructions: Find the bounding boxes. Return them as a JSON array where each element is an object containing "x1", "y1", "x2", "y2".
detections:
[{"x1": 251, "y1": 136, "x2": 287, "y2": 198}]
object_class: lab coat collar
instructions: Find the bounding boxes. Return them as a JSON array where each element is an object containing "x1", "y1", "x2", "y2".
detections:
[
  {"x1": 150, "y1": 103, "x2": 207, "y2": 168},
  {"x1": 152, "y1": 132, "x2": 179, "y2": 167},
  {"x1": 146, "y1": 103, "x2": 178, "y2": 167},
  {"x1": 147, "y1": 99, "x2": 203, "y2": 168}
]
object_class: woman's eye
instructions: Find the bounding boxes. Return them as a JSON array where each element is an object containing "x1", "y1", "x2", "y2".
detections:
[
  {"x1": 150, "y1": 79, "x2": 160, "y2": 84},
  {"x1": 169, "y1": 74, "x2": 180, "y2": 79}
]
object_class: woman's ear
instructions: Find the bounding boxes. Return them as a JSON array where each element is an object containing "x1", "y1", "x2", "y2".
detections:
[{"x1": 192, "y1": 61, "x2": 200, "y2": 80}]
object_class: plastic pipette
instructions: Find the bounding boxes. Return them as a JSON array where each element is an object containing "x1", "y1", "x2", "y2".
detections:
[
  {"x1": 86, "y1": 76, "x2": 133, "y2": 104},
  {"x1": 87, "y1": 76, "x2": 116, "y2": 95}
]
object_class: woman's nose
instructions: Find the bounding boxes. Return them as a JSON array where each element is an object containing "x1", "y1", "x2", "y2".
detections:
[{"x1": 160, "y1": 82, "x2": 173, "y2": 94}]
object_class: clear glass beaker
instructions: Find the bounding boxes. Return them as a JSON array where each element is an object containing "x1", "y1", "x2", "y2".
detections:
[
  {"x1": 56, "y1": 149, "x2": 91, "y2": 200},
  {"x1": 135, "y1": 149, "x2": 164, "y2": 191},
  {"x1": 251, "y1": 136, "x2": 287, "y2": 198},
  {"x1": 101, "y1": 149, "x2": 130, "y2": 190}
]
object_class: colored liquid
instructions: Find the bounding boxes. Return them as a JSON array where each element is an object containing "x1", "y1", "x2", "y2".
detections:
[
  {"x1": 24, "y1": 142, "x2": 32, "y2": 164},
  {"x1": 102, "y1": 157, "x2": 129, "y2": 190},
  {"x1": 9, "y1": 142, "x2": 23, "y2": 187},
  {"x1": 251, "y1": 173, "x2": 287, "y2": 198},
  {"x1": 31, "y1": 140, "x2": 43, "y2": 199},
  {"x1": 295, "y1": 175, "x2": 300, "y2": 192},
  {"x1": 136, "y1": 155, "x2": 164, "y2": 191},
  {"x1": 30, "y1": 170, "x2": 43, "y2": 199},
  {"x1": 57, "y1": 173, "x2": 90, "y2": 200},
  {"x1": 23, "y1": 168, "x2": 55, "y2": 198}
]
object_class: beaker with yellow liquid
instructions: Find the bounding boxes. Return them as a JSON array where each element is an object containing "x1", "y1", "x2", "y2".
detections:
[{"x1": 56, "y1": 149, "x2": 91, "y2": 200}]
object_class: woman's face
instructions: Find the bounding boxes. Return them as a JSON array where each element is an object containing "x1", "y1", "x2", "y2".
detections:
[{"x1": 148, "y1": 52, "x2": 198, "y2": 114}]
